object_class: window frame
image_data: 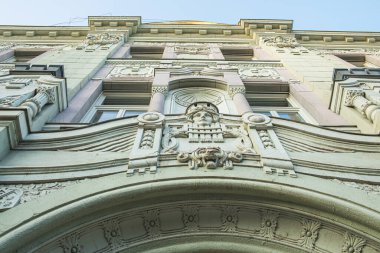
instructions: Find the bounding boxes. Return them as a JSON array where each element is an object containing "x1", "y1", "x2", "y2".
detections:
[{"x1": 80, "y1": 94, "x2": 148, "y2": 123}]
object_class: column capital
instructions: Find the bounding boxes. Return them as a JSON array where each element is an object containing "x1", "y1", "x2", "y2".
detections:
[
  {"x1": 228, "y1": 86, "x2": 246, "y2": 98},
  {"x1": 152, "y1": 86, "x2": 168, "y2": 95}
]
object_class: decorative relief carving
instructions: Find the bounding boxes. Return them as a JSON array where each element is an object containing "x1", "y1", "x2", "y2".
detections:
[
  {"x1": 21, "y1": 85, "x2": 56, "y2": 118},
  {"x1": 0, "y1": 188, "x2": 23, "y2": 211},
  {"x1": 344, "y1": 89, "x2": 365, "y2": 107},
  {"x1": 107, "y1": 63, "x2": 158, "y2": 78},
  {"x1": 162, "y1": 102, "x2": 255, "y2": 155},
  {"x1": 0, "y1": 93, "x2": 33, "y2": 107},
  {"x1": 342, "y1": 232, "x2": 366, "y2": 253},
  {"x1": 331, "y1": 179, "x2": 380, "y2": 195},
  {"x1": 259, "y1": 210, "x2": 279, "y2": 238},
  {"x1": 139, "y1": 129, "x2": 155, "y2": 149},
  {"x1": 298, "y1": 219, "x2": 321, "y2": 249},
  {"x1": 0, "y1": 64, "x2": 15, "y2": 76},
  {"x1": 151, "y1": 86, "x2": 168, "y2": 95},
  {"x1": 182, "y1": 206, "x2": 199, "y2": 232},
  {"x1": 77, "y1": 32, "x2": 123, "y2": 51},
  {"x1": 262, "y1": 35, "x2": 299, "y2": 48},
  {"x1": 174, "y1": 45, "x2": 211, "y2": 55},
  {"x1": 143, "y1": 209, "x2": 161, "y2": 238},
  {"x1": 173, "y1": 89, "x2": 223, "y2": 107},
  {"x1": 37, "y1": 202, "x2": 380, "y2": 253},
  {"x1": 258, "y1": 130, "x2": 275, "y2": 149},
  {"x1": 60, "y1": 233, "x2": 83, "y2": 253},
  {"x1": 221, "y1": 206, "x2": 239, "y2": 232},
  {"x1": 102, "y1": 219, "x2": 123, "y2": 249},
  {"x1": 0, "y1": 180, "x2": 86, "y2": 208},
  {"x1": 228, "y1": 86, "x2": 246, "y2": 97},
  {"x1": 237, "y1": 67, "x2": 281, "y2": 79},
  {"x1": 177, "y1": 147, "x2": 243, "y2": 170}
]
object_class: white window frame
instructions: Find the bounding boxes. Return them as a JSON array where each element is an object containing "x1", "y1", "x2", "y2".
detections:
[
  {"x1": 251, "y1": 95, "x2": 317, "y2": 124},
  {"x1": 81, "y1": 94, "x2": 148, "y2": 123}
]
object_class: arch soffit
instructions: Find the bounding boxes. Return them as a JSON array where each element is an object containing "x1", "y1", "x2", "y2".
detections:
[
  {"x1": 168, "y1": 77, "x2": 228, "y2": 92},
  {"x1": 1, "y1": 175, "x2": 380, "y2": 252}
]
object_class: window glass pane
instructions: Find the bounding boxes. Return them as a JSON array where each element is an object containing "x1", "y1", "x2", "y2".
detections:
[
  {"x1": 92, "y1": 110, "x2": 118, "y2": 122},
  {"x1": 255, "y1": 111, "x2": 272, "y2": 116},
  {"x1": 123, "y1": 110, "x2": 144, "y2": 117},
  {"x1": 277, "y1": 112, "x2": 304, "y2": 122}
]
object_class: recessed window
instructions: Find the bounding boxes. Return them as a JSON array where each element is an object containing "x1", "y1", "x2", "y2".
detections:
[
  {"x1": 81, "y1": 93, "x2": 148, "y2": 123},
  {"x1": 221, "y1": 47, "x2": 254, "y2": 61},
  {"x1": 335, "y1": 54, "x2": 378, "y2": 68},
  {"x1": 129, "y1": 46, "x2": 164, "y2": 60}
]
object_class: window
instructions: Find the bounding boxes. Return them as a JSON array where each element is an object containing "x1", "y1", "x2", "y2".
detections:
[
  {"x1": 221, "y1": 47, "x2": 254, "y2": 61},
  {"x1": 129, "y1": 46, "x2": 164, "y2": 60},
  {"x1": 1, "y1": 48, "x2": 48, "y2": 63},
  {"x1": 250, "y1": 96, "x2": 316, "y2": 124},
  {"x1": 81, "y1": 94, "x2": 148, "y2": 123},
  {"x1": 335, "y1": 54, "x2": 379, "y2": 68}
]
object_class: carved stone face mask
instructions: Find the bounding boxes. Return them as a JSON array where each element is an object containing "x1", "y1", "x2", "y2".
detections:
[{"x1": 192, "y1": 111, "x2": 213, "y2": 126}]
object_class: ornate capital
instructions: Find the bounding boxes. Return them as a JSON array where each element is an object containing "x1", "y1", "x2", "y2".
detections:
[
  {"x1": 344, "y1": 89, "x2": 365, "y2": 107},
  {"x1": 151, "y1": 86, "x2": 168, "y2": 95},
  {"x1": 228, "y1": 86, "x2": 246, "y2": 97}
]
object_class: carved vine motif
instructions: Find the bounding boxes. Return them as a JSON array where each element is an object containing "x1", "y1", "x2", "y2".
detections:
[
  {"x1": 182, "y1": 206, "x2": 199, "y2": 232},
  {"x1": 331, "y1": 179, "x2": 380, "y2": 195},
  {"x1": 143, "y1": 209, "x2": 161, "y2": 238},
  {"x1": 177, "y1": 147, "x2": 243, "y2": 170},
  {"x1": 102, "y1": 219, "x2": 123, "y2": 249},
  {"x1": 259, "y1": 210, "x2": 279, "y2": 238},
  {"x1": 0, "y1": 180, "x2": 86, "y2": 207},
  {"x1": 342, "y1": 232, "x2": 366, "y2": 253},
  {"x1": 263, "y1": 35, "x2": 299, "y2": 48},
  {"x1": 0, "y1": 93, "x2": 33, "y2": 107},
  {"x1": 60, "y1": 233, "x2": 83, "y2": 253},
  {"x1": 298, "y1": 219, "x2": 321, "y2": 249},
  {"x1": 174, "y1": 46, "x2": 211, "y2": 55},
  {"x1": 139, "y1": 129, "x2": 155, "y2": 149},
  {"x1": 221, "y1": 206, "x2": 239, "y2": 232}
]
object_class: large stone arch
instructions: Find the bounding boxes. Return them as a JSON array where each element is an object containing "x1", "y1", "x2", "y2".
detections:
[{"x1": 1, "y1": 171, "x2": 379, "y2": 253}]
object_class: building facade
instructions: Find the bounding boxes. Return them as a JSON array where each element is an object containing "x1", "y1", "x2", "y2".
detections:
[{"x1": 0, "y1": 16, "x2": 380, "y2": 253}]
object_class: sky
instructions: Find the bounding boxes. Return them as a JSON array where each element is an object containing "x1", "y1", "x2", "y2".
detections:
[{"x1": 1, "y1": 0, "x2": 379, "y2": 32}]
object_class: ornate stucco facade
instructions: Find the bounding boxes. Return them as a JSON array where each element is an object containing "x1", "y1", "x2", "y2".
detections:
[{"x1": 0, "y1": 16, "x2": 380, "y2": 253}]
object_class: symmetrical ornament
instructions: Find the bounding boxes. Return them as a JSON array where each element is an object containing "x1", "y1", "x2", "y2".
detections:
[
  {"x1": 143, "y1": 209, "x2": 161, "y2": 238},
  {"x1": 151, "y1": 86, "x2": 168, "y2": 95},
  {"x1": 182, "y1": 206, "x2": 199, "y2": 232},
  {"x1": 77, "y1": 32, "x2": 123, "y2": 51},
  {"x1": 298, "y1": 219, "x2": 321, "y2": 249},
  {"x1": 259, "y1": 210, "x2": 279, "y2": 238},
  {"x1": 102, "y1": 219, "x2": 124, "y2": 249},
  {"x1": 139, "y1": 129, "x2": 155, "y2": 149},
  {"x1": 237, "y1": 67, "x2": 281, "y2": 79},
  {"x1": 177, "y1": 147, "x2": 243, "y2": 170},
  {"x1": 262, "y1": 35, "x2": 299, "y2": 48},
  {"x1": 344, "y1": 88, "x2": 380, "y2": 122},
  {"x1": 107, "y1": 63, "x2": 158, "y2": 78},
  {"x1": 258, "y1": 130, "x2": 275, "y2": 149},
  {"x1": 342, "y1": 232, "x2": 366, "y2": 253},
  {"x1": 228, "y1": 86, "x2": 246, "y2": 97},
  {"x1": 173, "y1": 88, "x2": 223, "y2": 107},
  {"x1": 221, "y1": 206, "x2": 239, "y2": 232},
  {"x1": 174, "y1": 45, "x2": 211, "y2": 55},
  {"x1": 60, "y1": 233, "x2": 83, "y2": 253}
]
